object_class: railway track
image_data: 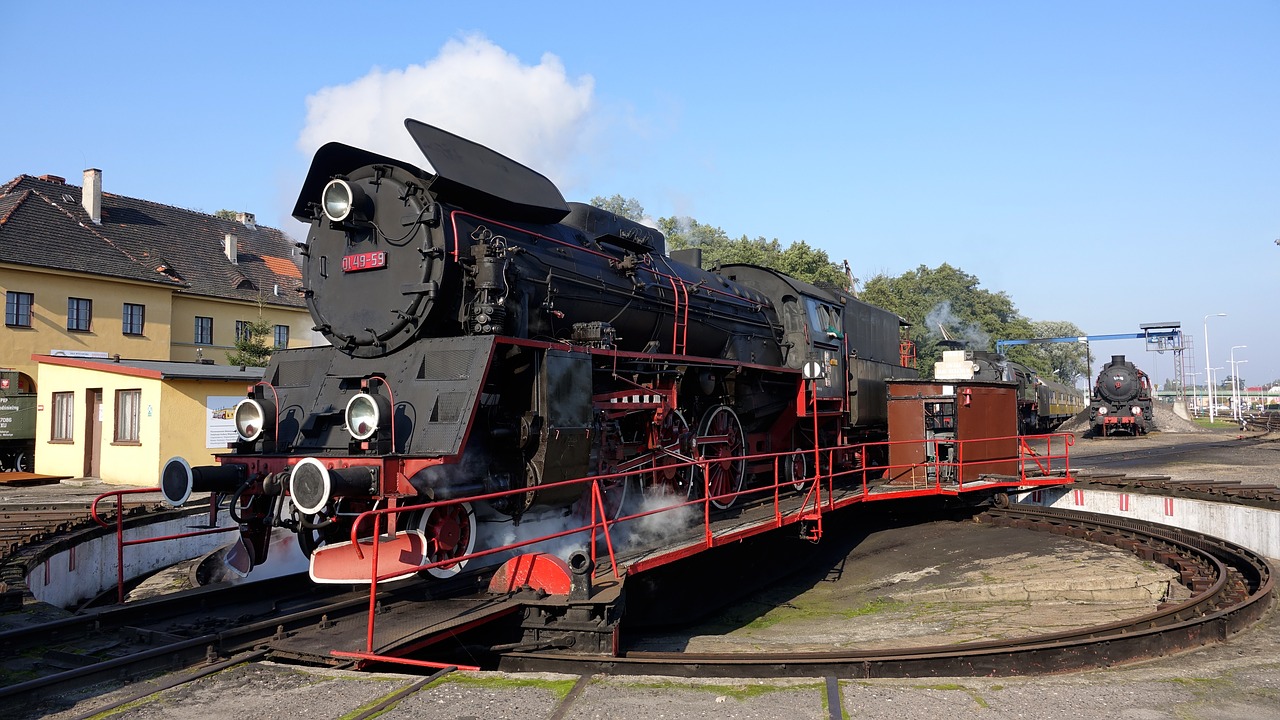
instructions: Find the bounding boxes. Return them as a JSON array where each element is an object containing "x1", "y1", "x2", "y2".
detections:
[
  {"x1": 1070, "y1": 433, "x2": 1280, "y2": 506},
  {"x1": 500, "y1": 505, "x2": 1274, "y2": 678},
  {"x1": 0, "y1": 499, "x2": 169, "y2": 561},
  {"x1": 2, "y1": 498, "x2": 1274, "y2": 714},
  {"x1": 0, "y1": 573, "x2": 371, "y2": 711}
]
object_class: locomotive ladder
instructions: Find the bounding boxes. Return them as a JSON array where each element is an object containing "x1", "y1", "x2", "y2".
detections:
[{"x1": 668, "y1": 277, "x2": 690, "y2": 355}]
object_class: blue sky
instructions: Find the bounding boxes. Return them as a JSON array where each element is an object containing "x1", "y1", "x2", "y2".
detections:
[{"x1": 3, "y1": 2, "x2": 1276, "y2": 387}]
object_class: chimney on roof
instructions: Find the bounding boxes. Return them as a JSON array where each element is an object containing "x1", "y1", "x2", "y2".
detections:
[
  {"x1": 236, "y1": 211, "x2": 256, "y2": 229},
  {"x1": 38, "y1": 174, "x2": 66, "y2": 184},
  {"x1": 82, "y1": 169, "x2": 102, "y2": 224},
  {"x1": 224, "y1": 233, "x2": 238, "y2": 264}
]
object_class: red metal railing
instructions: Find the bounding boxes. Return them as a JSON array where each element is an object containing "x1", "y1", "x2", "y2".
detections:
[
  {"x1": 91, "y1": 488, "x2": 239, "y2": 604},
  {"x1": 334, "y1": 432, "x2": 1074, "y2": 663}
]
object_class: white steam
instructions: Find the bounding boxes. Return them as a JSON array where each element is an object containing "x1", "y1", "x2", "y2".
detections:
[
  {"x1": 925, "y1": 300, "x2": 991, "y2": 350},
  {"x1": 297, "y1": 34, "x2": 596, "y2": 189},
  {"x1": 478, "y1": 485, "x2": 700, "y2": 570}
]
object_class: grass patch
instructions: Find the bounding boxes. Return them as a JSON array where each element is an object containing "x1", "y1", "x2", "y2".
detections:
[
  {"x1": 841, "y1": 597, "x2": 906, "y2": 619},
  {"x1": 913, "y1": 683, "x2": 990, "y2": 708},
  {"x1": 440, "y1": 673, "x2": 579, "y2": 700}
]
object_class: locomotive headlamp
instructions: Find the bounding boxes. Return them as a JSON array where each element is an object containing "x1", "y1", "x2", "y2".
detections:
[
  {"x1": 160, "y1": 457, "x2": 247, "y2": 508},
  {"x1": 289, "y1": 457, "x2": 379, "y2": 515},
  {"x1": 1097, "y1": 406, "x2": 1109, "y2": 415},
  {"x1": 345, "y1": 392, "x2": 391, "y2": 441},
  {"x1": 322, "y1": 178, "x2": 372, "y2": 223},
  {"x1": 234, "y1": 397, "x2": 277, "y2": 442},
  {"x1": 1132, "y1": 407, "x2": 1144, "y2": 416}
]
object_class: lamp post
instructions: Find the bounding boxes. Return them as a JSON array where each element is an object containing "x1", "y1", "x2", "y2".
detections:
[
  {"x1": 1204, "y1": 313, "x2": 1226, "y2": 423},
  {"x1": 1189, "y1": 371, "x2": 1201, "y2": 417},
  {"x1": 1234, "y1": 360, "x2": 1248, "y2": 419},
  {"x1": 1229, "y1": 344, "x2": 1247, "y2": 419},
  {"x1": 1209, "y1": 367, "x2": 1223, "y2": 418}
]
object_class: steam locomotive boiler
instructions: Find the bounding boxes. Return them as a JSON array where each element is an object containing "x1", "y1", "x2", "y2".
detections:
[
  {"x1": 161, "y1": 120, "x2": 915, "y2": 582},
  {"x1": 1089, "y1": 354, "x2": 1153, "y2": 436}
]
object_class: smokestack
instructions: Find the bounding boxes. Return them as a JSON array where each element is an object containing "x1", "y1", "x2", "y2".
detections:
[
  {"x1": 224, "y1": 234, "x2": 238, "y2": 264},
  {"x1": 236, "y1": 211, "x2": 256, "y2": 229},
  {"x1": 82, "y1": 169, "x2": 102, "y2": 224}
]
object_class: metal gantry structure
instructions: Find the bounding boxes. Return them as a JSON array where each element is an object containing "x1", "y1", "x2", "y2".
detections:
[{"x1": 994, "y1": 323, "x2": 1187, "y2": 403}]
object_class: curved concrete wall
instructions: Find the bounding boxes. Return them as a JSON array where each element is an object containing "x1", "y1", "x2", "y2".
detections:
[
  {"x1": 24, "y1": 516, "x2": 237, "y2": 608},
  {"x1": 1020, "y1": 487, "x2": 1280, "y2": 560}
]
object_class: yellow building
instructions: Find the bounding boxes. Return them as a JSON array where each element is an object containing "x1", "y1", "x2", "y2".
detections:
[
  {"x1": 33, "y1": 356, "x2": 265, "y2": 484},
  {"x1": 0, "y1": 170, "x2": 311, "y2": 481}
]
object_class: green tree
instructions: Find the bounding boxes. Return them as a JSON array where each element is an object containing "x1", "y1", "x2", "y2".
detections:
[
  {"x1": 226, "y1": 317, "x2": 274, "y2": 367},
  {"x1": 860, "y1": 264, "x2": 1035, "y2": 374},
  {"x1": 214, "y1": 209, "x2": 238, "y2": 220},
  {"x1": 588, "y1": 194, "x2": 646, "y2": 222},
  {"x1": 1026, "y1": 320, "x2": 1090, "y2": 385}
]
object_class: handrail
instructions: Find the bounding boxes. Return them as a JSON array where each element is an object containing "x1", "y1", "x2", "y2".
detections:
[
  {"x1": 336, "y1": 432, "x2": 1073, "y2": 656},
  {"x1": 91, "y1": 487, "x2": 239, "y2": 604}
]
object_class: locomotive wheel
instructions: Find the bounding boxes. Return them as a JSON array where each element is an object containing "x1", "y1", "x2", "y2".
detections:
[
  {"x1": 696, "y1": 405, "x2": 746, "y2": 510},
  {"x1": 413, "y1": 501, "x2": 477, "y2": 579},
  {"x1": 640, "y1": 410, "x2": 694, "y2": 501},
  {"x1": 595, "y1": 472, "x2": 630, "y2": 521},
  {"x1": 786, "y1": 451, "x2": 814, "y2": 493}
]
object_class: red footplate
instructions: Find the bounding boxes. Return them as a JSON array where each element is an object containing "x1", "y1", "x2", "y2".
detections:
[{"x1": 309, "y1": 531, "x2": 429, "y2": 584}]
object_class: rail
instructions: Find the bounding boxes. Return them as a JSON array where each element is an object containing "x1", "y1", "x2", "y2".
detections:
[
  {"x1": 91, "y1": 487, "x2": 238, "y2": 604},
  {"x1": 337, "y1": 432, "x2": 1073, "y2": 664}
]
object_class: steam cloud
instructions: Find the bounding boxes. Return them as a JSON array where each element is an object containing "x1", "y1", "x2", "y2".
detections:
[{"x1": 924, "y1": 300, "x2": 991, "y2": 350}]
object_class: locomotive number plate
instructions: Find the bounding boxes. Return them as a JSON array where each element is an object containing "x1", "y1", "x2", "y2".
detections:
[{"x1": 341, "y1": 251, "x2": 387, "y2": 273}]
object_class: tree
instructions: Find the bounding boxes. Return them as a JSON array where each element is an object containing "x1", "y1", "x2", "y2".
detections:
[
  {"x1": 588, "y1": 195, "x2": 646, "y2": 222},
  {"x1": 1025, "y1": 320, "x2": 1090, "y2": 385},
  {"x1": 226, "y1": 317, "x2": 274, "y2": 367},
  {"x1": 860, "y1": 264, "x2": 1035, "y2": 374},
  {"x1": 214, "y1": 209, "x2": 238, "y2": 220}
]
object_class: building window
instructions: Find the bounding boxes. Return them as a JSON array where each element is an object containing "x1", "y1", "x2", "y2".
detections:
[
  {"x1": 5, "y1": 291, "x2": 33, "y2": 327},
  {"x1": 67, "y1": 297, "x2": 92, "y2": 332},
  {"x1": 235, "y1": 320, "x2": 252, "y2": 343},
  {"x1": 115, "y1": 389, "x2": 141, "y2": 443},
  {"x1": 195, "y1": 316, "x2": 213, "y2": 345},
  {"x1": 52, "y1": 392, "x2": 74, "y2": 441},
  {"x1": 123, "y1": 303, "x2": 145, "y2": 336},
  {"x1": 274, "y1": 324, "x2": 289, "y2": 349}
]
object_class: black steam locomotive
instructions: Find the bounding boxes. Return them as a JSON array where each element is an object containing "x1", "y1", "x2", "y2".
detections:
[
  {"x1": 1089, "y1": 354, "x2": 1153, "y2": 436},
  {"x1": 161, "y1": 120, "x2": 916, "y2": 580}
]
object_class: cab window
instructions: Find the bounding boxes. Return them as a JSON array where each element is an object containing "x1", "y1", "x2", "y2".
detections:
[{"x1": 806, "y1": 299, "x2": 841, "y2": 342}]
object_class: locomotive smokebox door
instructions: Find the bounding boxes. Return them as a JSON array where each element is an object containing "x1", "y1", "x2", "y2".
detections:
[{"x1": 528, "y1": 350, "x2": 593, "y2": 506}]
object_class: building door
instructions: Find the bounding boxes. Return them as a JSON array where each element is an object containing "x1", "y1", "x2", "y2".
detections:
[{"x1": 84, "y1": 389, "x2": 102, "y2": 477}]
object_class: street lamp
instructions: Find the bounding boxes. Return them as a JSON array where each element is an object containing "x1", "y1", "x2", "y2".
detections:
[
  {"x1": 1234, "y1": 360, "x2": 1248, "y2": 419},
  {"x1": 1230, "y1": 345, "x2": 1247, "y2": 419},
  {"x1": 1188, "y1": 371, "x2": 1202, "y2": 417},
  {"x1": 1209, "y1": 367, "x2": 1224, "y2": 419},
  {"x1": 1204, "y1": 313, "x2": 1226, "y2": 423}
]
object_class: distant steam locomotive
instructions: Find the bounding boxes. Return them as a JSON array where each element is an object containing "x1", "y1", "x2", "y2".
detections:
[
  {"x1": 933, "y1": 348, "x2": 1084, "y2": 433},
  {"x1": 161, "y1": 120, "x2": 918, "y2": 580},
  {"x1": 1089, "y1": 355, "x2": 1153, "y2": 436}
]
